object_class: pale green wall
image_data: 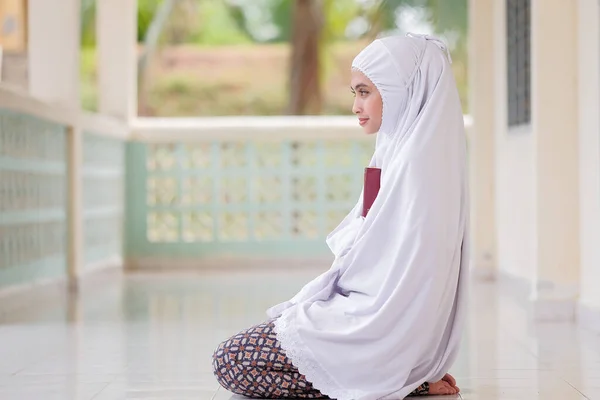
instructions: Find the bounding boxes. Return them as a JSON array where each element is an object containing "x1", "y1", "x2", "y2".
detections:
[
  {"x1": 0, "y1": 108, "x2": 126, "y2": 291},
  {"x1": 0, "y1": 109, "x2": 68, "y2": 289},
  {"x1": 124, "y1": 139, "x2": 374, "y2": 260}
]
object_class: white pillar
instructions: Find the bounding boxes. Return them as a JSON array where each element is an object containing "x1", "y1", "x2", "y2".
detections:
[
  {"x1": 27, "y1": 0, "x2": 80, "y2": 107},
  {"x1": 27, "y1": 0, "x2": 83, "y2": 288},
  {"x1": 468, "y1": 0, "x2": 497, "y2": 280},
  {"x1": 66, "y1": 125, "x2": 83, "y2": 291},
  {"x1": 96, "y1": 0, "x2": 138, "y2": 120},
  {"x1": 577, "y1": 0, "x2": 600, "y2": 332},
  {"x1": 530, "y1": 0, "x2": 580, "y2": 320}
]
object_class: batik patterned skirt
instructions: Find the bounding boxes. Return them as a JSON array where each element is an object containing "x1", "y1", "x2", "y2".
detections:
[{"x1": 212, "y1": 319, "x2": 429, "y2": 398}]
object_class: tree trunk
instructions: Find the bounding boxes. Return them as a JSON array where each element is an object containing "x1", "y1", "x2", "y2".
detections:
[{"x1": 288, "y1": 0, "x2": 324, "y2": 115}]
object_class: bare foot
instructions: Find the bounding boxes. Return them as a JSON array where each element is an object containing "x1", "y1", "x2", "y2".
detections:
[
  {"x1": 442, "y1": 373, "x2": 459, "y2": 392},
  {"x1": 428, "y1": 380, "x2": 460, "y2": 395},
  {"x1": 442, "y1": 373, "x2": 456, "y2": 387}
]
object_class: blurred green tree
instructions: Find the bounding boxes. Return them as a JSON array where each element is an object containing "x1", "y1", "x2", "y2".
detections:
[{"x1": 79, "y1": 0, "x2": 468, "y2": 115}]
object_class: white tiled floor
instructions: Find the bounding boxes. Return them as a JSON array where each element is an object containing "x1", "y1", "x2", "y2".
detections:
[{"x1": 0, "y1": 267, "x2": 598, "y2": 399}]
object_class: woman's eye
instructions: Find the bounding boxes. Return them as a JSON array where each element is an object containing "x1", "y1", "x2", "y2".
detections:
[{"x1": 359, "y1": 90, "x2": 369, "y2": 96}]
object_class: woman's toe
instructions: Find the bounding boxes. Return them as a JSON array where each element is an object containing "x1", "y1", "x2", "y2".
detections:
[
  {"x1": 443, "y1": 373, "x2": 456, "y2": 387},
  {"x1": 447, "y1": 382, "x2": 459, "y2": 394}
]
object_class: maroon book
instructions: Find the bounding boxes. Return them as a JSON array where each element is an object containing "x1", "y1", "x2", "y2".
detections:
[{"x1": 362, "y1": 167, "x2": 381, "y2": 217}]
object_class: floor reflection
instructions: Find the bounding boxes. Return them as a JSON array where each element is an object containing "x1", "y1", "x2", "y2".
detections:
[{"x1": 0, "y1": 268, "x2": 598, "y2": 399}]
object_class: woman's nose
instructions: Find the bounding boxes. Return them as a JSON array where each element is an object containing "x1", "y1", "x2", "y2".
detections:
[{"x1": 352, "y1": 98, "x2": 361, "y2": 115}]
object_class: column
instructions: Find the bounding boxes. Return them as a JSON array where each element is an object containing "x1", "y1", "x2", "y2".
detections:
[
  {"x1": 28, "y1": 0, "x2": 83, "y2": 289},
  {"x1": 530, "y1": 0, "x2": 580, "y2": 320},
  {"x1": 96, "y1": 0, "x2": 137, "y2": 120},
  {"x1": 27, "y1": 0, "x2": 80, "y2": 107},
  {"x1": 468, "y1": 0, "x2": 497, "y2": 280},
  {"x1": 577, "y1": 0, "x2": 600, "y2": 332}
]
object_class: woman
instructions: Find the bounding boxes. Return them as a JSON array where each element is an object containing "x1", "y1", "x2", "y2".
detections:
[{"x1": 212, "y1": 32, "x2": 469, "y2": 399}]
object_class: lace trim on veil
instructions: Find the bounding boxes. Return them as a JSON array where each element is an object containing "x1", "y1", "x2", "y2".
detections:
[{"x1": 273, "y1": 309, "x2": 366, "y2": 400}]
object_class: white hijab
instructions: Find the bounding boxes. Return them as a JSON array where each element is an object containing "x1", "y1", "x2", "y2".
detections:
[{"x1": 266, "y1": 33, "x2": 469, "y2": 400}]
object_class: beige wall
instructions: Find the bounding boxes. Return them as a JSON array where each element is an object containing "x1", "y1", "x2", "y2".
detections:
[
  {"x1": 468, "y1": 0, "x2": 497, "y2": 279},
  {"x1": 531, "y1": 0, "x2": 580, "y2": 304},
  {"x1": 477, "y1": 0, "x2": 584, "y2": 320},
  {"x1": 474, "y1": 0, "x2": 600, "y2": 324},
  {"x1": 491, "y1": 0, "x2": 536, "y2": 283},
  {"x1": 578, "y1": 0, "x2": 600, "y2": 315},
  {"x1": 494, "y1": 130, "x2": 536, "y2": 282}
]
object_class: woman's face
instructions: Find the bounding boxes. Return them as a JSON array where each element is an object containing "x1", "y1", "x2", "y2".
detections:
[{"x1": 351, "y1": 70, "x2": 383, "y2": 135}]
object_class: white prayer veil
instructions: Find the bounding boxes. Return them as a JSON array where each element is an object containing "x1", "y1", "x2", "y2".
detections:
[{"x1": 267, "y1": 33, "x2": 469, "y2": 400}]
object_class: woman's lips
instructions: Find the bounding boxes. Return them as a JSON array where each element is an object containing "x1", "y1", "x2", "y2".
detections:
[{"x1": 359, "y1": 118, "x2": 369, "y2": 126}]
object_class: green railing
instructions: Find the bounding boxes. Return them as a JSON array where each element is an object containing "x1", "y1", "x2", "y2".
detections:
[
  {"x1": 0, "y1": 86, "x2": 128, "y2": 292},
  {"x1": 0, "y1": 109, "x2": 68, "y2": 289},
  {"x1": 1, "y1": 86, "x2": 478, "y2": 292},
  {"x1": 0, "y1": 84, "x2": 374, "y2": 281},
  {"x1": 83, "y1": 132, "x2": 125, "y2": 267},
  {"x1": 125, "y1": 119, "x2": 374, "y2": 266}
]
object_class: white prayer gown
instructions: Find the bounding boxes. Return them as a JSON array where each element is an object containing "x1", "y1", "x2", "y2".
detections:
[{"x1": 266, "y1": 33, "x2": 470, "y2": 400}]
